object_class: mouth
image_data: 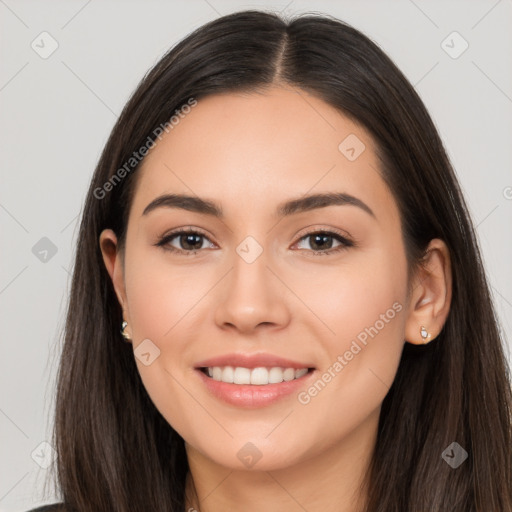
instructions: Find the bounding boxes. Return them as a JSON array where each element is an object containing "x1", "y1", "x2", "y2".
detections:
[
  {"x1": 197, "y1": 366, "x2": 315, "y2": 385},
  {"x1": 194, "y1": 365, "x2": 317, "y2": 408},
  {"x1": 193, "y1": 353, "x2": 317, "y2": 407}
]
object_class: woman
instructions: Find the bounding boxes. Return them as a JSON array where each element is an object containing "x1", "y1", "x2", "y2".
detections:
[{"x1": 31, "y1": 9, "x2": 512, "y2": 512}]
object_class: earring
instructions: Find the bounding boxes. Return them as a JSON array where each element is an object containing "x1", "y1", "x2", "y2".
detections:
[
  {"x1": 121, "y1": 320, "x2": 132, "y2": 341},
  {"x1": 420, "y1": 325, "x2": 431, "y2": 344}
]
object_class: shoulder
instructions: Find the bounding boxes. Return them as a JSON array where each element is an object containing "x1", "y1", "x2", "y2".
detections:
[{"x1": 26, "y1": 504, "x2": 66, "y2": 512}]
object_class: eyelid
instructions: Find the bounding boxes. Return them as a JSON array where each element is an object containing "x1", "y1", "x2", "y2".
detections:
[
  {"x1": 161, "y1": 225, "x2": 212, "y2": 239},
  {"x1": 293, "y1": 225, "x2": 354, "y2": 244}
]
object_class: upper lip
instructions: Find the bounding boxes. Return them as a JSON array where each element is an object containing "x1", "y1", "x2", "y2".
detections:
[{"x1": 195, "y1": 353, "x2": 315, "y2": 370}]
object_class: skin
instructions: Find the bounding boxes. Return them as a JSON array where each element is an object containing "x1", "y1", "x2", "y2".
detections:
[{"x1": 100, "y1": 85, "x2": 452, "y2": 512}]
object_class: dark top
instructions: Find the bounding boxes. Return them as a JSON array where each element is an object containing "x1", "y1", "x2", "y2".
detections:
[{"x1": 27, "y1": 505, "x2": 64, "y2": 511}]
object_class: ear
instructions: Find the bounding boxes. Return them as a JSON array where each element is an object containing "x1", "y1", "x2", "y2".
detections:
[
  {"x1": 404, "y1": 238, "x2": 452, "y2": 345},
  {"x1": 99, "y1": 229, "x2": 129, "y2": 322}
]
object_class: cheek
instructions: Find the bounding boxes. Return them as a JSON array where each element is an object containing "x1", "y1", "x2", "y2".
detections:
[
  {"x1": 125, "y1": 248, "x2": 210, "y2": 340},
  {"x1": 122, "y1": 248, "x2": 212, "y2": 438},
  {"x1": 297, "y1": 240, "x2": 407, "y2": 346},
  {"x1": 297, "y1": 241, "x2": 408, "y2": 428}
]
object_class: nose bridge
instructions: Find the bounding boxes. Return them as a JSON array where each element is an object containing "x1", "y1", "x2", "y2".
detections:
[
  {"x1": 229, "y1": 236, "x2": 274, "y2": 309},
  {"x1": 213, "y1": 234, "x2": 289, "y2": 331}
]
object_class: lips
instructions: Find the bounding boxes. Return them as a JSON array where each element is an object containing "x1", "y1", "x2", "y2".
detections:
[
  {"x1": 193, "y1": 352, "x2": 317, "y2": 408},
  {"x1": 194, "y1": 352, "x2": 315, "y2": 370},
  {"x1": 195, "y1": 364, "x2": 317, "y2": 408}
]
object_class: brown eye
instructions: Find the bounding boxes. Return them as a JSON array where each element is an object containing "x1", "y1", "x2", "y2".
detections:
[
  {"x1": 175, "y1": 233, "x2": 205, "y2": 251},
  {"x1": 294, "y1": 230, "x2": 354, "y2": 255},
  {"x1": 156, "y1": 229, "x2": 214, "y2": 255}
]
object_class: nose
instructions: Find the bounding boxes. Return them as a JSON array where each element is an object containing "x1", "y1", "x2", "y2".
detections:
[{"x1": 213, "y1": 248, "x2": 291, "y2": 335}]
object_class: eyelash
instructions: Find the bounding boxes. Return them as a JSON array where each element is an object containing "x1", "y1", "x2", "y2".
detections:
[{"x1": 155, "y1": 227, "x2": 355, "y2": 257}]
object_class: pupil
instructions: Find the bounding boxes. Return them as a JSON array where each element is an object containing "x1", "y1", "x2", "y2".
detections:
[
  {"x1": 311, "y1": 234, "x2": 332, "y2": 251},
  {"x1": 182, "y1": 234, "x2": 202, "y2": 250}
]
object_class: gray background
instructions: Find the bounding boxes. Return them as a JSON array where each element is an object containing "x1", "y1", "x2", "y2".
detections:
[{"x1": 1, "y1": 0, "x2": 511, "y2": 510}]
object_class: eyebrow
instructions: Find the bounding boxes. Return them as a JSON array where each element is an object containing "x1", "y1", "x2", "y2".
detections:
[{"x1": 142, "y1": 192, "x2": 376, "y2": 219}]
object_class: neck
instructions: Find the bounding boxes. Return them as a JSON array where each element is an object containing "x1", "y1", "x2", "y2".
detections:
[{"x1": 184, "y1": 407, "x2": 379, "y2": 512}]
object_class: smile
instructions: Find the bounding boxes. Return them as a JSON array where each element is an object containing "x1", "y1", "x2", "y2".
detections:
[
  {"x1": 195, "y1": 366, "x2": 316, "y2": 408},
  {"x1": 200, "y1": 366, "x2": 311, "y2": 385}
]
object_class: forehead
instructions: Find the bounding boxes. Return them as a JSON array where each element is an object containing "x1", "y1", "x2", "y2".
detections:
[{"x1": 130, "y1": 85, "x2": 398, "y2": 226}]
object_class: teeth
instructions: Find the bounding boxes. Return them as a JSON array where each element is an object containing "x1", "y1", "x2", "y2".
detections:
[
  {"x1": 204, "y1": 366, "x2": 309, "y2": 385},
  {"x1": 222, "y1": 365, "x2": 234, "y2": 383},
  {"x1": 250, "y1": 367, "x2": 268, "y2": 385},
  {"x1": 234, "y1": 367, "x2": 251, "y2": 384},
  {"x1": 295, "y1": 368, "x2": 308, "y2": 379}
]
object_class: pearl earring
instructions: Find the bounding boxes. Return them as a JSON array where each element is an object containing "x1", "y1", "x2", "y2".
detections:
[
  {"x1": 121, "y1": 321, "x2": 132, "y2": 341},
  {"x1": 420, "y1": 325, "x2": 431, "y2": 344}
]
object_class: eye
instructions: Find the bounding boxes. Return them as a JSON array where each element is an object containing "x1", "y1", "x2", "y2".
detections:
[
  {"x1": 155, "y1": 228, "x2": 215, "y2": 256},
  {"x1": 293, "y1": 229, "x2": 354, "y2": 255}
]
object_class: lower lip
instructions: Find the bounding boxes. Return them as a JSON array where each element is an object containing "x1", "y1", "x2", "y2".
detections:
[{"x1": 195, "y1": 368, "x2": 316, "y2": 408}]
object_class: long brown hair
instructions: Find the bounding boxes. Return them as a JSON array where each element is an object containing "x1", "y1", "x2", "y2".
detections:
[{"x1": 46, "y1": 10, "x2": 512, "y2": 511}]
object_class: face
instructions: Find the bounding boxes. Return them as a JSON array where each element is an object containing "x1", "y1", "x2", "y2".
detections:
[{"x1": 102, "y1": 85, "x2": 412, "y2": 471}]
